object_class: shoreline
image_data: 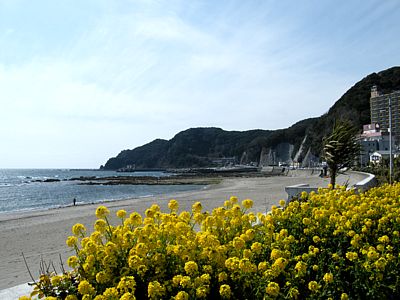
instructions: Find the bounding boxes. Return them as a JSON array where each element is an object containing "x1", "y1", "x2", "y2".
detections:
[{"x1": 0, "y1": 171, "x2": 367, "y2": 290}]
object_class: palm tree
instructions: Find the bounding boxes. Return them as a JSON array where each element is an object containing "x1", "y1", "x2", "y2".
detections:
[{"x1": 323, "y1": 121, "x2": 360, "y2": 187}]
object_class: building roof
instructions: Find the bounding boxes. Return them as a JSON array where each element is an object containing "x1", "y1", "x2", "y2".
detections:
[{"x1": 370, "y1": 150, "x2": 391, "y2": 156}]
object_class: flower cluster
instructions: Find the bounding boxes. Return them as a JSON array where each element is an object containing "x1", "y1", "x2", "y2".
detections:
[{"x1": 23, "y1": 184, "x2": 400, "y2": 299}]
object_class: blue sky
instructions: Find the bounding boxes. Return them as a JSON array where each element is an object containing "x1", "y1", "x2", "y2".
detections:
[{"x1": 1, "y1": 0, "x2": 399, "y2": 168}]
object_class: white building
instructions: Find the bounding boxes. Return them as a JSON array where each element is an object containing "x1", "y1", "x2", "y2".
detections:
[{"x1": 369, "y1": 150, "x2": 398, "y2": 164}]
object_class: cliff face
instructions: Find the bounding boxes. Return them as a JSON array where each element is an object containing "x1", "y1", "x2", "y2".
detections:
[{"x1": 103, "y1": 66, "x2": 400, "y2": 170}]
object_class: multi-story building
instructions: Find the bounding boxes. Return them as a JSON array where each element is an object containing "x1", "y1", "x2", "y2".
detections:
[
  {"x1": 359, "y1": 123, "x2": 394, "y2": 166},
  {"x1": 370, "y1": 86, "x2": 400, "y2": 142}
]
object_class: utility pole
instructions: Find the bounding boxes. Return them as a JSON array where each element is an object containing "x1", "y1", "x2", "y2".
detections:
[{"x1": 389, "y1": 96, "x2": 393, "y2": 184}]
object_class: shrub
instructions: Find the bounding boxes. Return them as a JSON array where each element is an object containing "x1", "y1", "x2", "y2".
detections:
[{"x1": 24, "y1": 184, "x2": 400, "y2": 299}]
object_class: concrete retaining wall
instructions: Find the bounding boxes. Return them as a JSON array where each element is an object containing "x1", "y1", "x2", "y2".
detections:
[
  {"x1": 285, "y1": 171, "x2": 377, "y2": 203},
  {"x1": 285, "y1": 184, "x2": 319, "y2": 204},
  {"x1": 352, "y1": 171, "x2": 378, "y2": 192}
]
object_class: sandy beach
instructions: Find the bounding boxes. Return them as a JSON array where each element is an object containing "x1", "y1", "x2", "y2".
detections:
[{"x1": 0, "y1": 170, "x2": 367, "y2": 290}]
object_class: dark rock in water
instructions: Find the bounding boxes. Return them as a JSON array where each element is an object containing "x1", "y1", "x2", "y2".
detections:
[
  {"x1": 69, "y1": 176, "x2": 97, "y2": 181},
  {"x1": 43, "y1": 178, "x2": 61, "y2": 182},
  {"x1": 32, "y1": 178, "x2": 61, "y2": 183}
]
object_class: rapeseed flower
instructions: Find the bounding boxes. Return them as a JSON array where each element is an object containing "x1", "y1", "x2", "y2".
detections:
[
  {"x1": 25, "y1": 185, "x2": 400, "y2": 299},
  {"x1": 219, "y1": 284, "x2": 231, "y2": 298},
  {"x1": 266, "y1": 282, "x2": 280, "y2": 297},
  {"x1": 116, "y1": 209, "x2": 127, "y2": 219},
  {"x1": 95, "y1": 205, "x2": 110, "y2": 218}
]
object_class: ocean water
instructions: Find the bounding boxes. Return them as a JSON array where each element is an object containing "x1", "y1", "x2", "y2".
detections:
[{"x1": 0, "y1": 169, "x2": 203, "y2": 214}]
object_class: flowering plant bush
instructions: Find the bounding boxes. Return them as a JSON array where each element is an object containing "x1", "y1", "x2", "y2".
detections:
[{"x1": 22, "y1": 183, "x2": 400, "y2": 299}]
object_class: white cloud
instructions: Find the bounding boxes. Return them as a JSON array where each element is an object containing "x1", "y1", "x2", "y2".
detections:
[{"x1": 1, "y1": 0, "x2": 400, "y2": 167}]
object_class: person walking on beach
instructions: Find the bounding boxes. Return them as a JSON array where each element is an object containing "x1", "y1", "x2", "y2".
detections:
[{"x1": 73, "y1": 198, "x2": 76, "y2": 206}]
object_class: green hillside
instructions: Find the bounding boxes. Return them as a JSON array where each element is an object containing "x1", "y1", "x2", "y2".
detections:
[{"x1": 102, "y1": 66, "x2": 400, "y2": 170}]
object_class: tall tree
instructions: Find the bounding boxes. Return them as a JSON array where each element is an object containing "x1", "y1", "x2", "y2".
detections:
[{"x1": 323, "y1": 121, "x2": 360, "y2": 187}]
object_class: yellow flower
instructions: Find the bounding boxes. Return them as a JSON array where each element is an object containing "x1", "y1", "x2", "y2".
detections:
[
  {"x1": 67, "y1": 256, "x2": 79, "y2": 268},
  {"x1": 103, "y1": 287, "x2": 119, "y2": 298},
  {"x1": 94, "y1": 219, "x2": 107, "y2": 232},
  {"x1": 184, "y1": 261, "x2": 198, "y2": 275},
  {"x1": 50, "y1": 275, "x2": 62, "y2": 286},
  {"x1": 270, "y1": 249, "x2": 281, "y2": 260},
  {"x1": 251, "y1": 242, "x2": 262, "y2": 254},
  {"x1": 116, "y1": 209, "x2": 127, "y2": 218},
  {"x1": 323, "y1": 272, "x2": 333, "y2": 283},
  {"x1": 242, "y1": 199, "x2": 253, "y2": 209},
  {"x1": 378, "y1": 235, "x2": 390, "y2": 244},
  {"x1": 374, "y1": 257, "x2": 387, "y2": 271},
  {"x1": 219, "y1": 284, "x2": 231, "y2": 299},
  {"x1": 308, "y1": 281, "x2": 320, "y2": 292},
  {"x1": 66, "y1": 236, "x2": 78, "y2": 247},
  {"x1": 341, "y1": 293, "x2": 349, "y2": 300},
  {"x1": 179, "y1": 276, "x2": 191, "y2": 288},
  {"x1": 288, "y1": 287, "x2": 299, "y2": 299},
  {"x1": 196, "y1": 286, "x2": 208, "y2": 298},
  {"x1": 168, "y1": 199, "x2": 179, "y2": 211},
  {"x1": 266, "y1": 282, "x2": 280, "y2": 297},
  {"x1": 273, "y1": 257, "x2": 287, "y2": 271},
  {"x1": 233, "y1": 237, "x2": 245, "y2": 249},
  {"x1": 120, "y1": 292, "x2": 136, "y2": 300},
  {"x1": 279, "y1": 199, "x2": 286, "y2": 207},
  {"x1": 218, "y1": 272, "x2": 228, "y2": 282},
  {"x1": 18, "y1": 297, "x2": 31, "y2": 300},
  {"x1": 95, "y1": 205, "x2": 110, "y2": 218},
  {"x1": 175, "y1": 291, "x2": 189, "y2": 300},
  {"x1": 192, "y1": 201, "x2": 202, "y2": 213},
  {"x1": 78, "y1": 280, "x2": 95, "y2": 296},
  {"x1": 294, "y1": 261, "x2": 307, "y2": 276},
  {"x1": 96, "y1": 271, "x2": 110, "y2": 284},
  {"x1": 346, "y1": 251, "x2": 358, "y2": 261},
  {"x1": 230, "y1": 196, "x2": 238, "y2": 203},
  {"x1": 179, "y1": 211, "x2": 191, "y2": 222},
  {"x1": 194, "y1": 212, "x2": 205, "y2": 223},
  {"x1": 312, "y1": 235, "x2": 321, "y2": 244},
  {"x1": 258, "y1": 261, "x2": 268, "y2": 272},
  {"x1": 72, "y1": 223, "x2": 86, "y2": 236},
  {"x1": 117, "y1": 276, "x2": 136, "y2": 293},
  {"x1": 65, "y1": 296, "x2": 78, "y2": 300},
  {"x1": 200, "y1": 273, "x2": 211, "y2": 284},
  {"x1": 24, "y1": 185, "x2": 400, "y2": 299},
  {"x1": 129, "y1": 212, "x2": 142, "y2": 226},
  {"x1": 148, "y1": 281, "x2": 165, "y2": 299},
  {"x1": 245, "y1": 229, "x2": 255, "y2": 240}
]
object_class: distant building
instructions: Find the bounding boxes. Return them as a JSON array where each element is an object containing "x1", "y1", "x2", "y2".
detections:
[
  {"x1": 359, "y1": 123, "x2": 395, "y2": 166},
  {"x1": 370, "y1": 86, "x2": 400, "y2": 142},
  {"x1": 369, "y1": 150, "x2": 398, "y2": 165}
]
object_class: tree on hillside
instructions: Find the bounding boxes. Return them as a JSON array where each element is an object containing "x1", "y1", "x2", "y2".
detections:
[{"x1": 322, "y1": 121, "x2": 360, "y2": 187}]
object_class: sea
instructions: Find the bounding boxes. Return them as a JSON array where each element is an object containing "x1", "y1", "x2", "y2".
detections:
[{"x1": 0, "y1": 169, "x2": 204, "y2": 214}]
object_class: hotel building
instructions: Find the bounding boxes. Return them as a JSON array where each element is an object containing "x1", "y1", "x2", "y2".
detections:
[{"x1": 370, "y1": 85, "x2": 400, "y2": 142}]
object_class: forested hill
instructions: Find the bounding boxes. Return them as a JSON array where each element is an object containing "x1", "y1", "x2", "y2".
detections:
[{"x1": 102, "y1": 66, "x2": 400, "y2": 170}]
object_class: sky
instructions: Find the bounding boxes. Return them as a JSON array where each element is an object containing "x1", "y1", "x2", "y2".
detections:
[{"x1": 1, "y1": 0, "x2": 400, "y2": 168}]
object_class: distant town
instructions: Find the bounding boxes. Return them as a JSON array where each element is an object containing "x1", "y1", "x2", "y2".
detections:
[{"x1": 359, "y1": 86, "x2": 400, "y2": 166}]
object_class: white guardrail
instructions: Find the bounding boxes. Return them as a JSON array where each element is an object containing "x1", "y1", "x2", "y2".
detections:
[{"x1": 284, "y1": 171, "x2": 377, "y2": 204}]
